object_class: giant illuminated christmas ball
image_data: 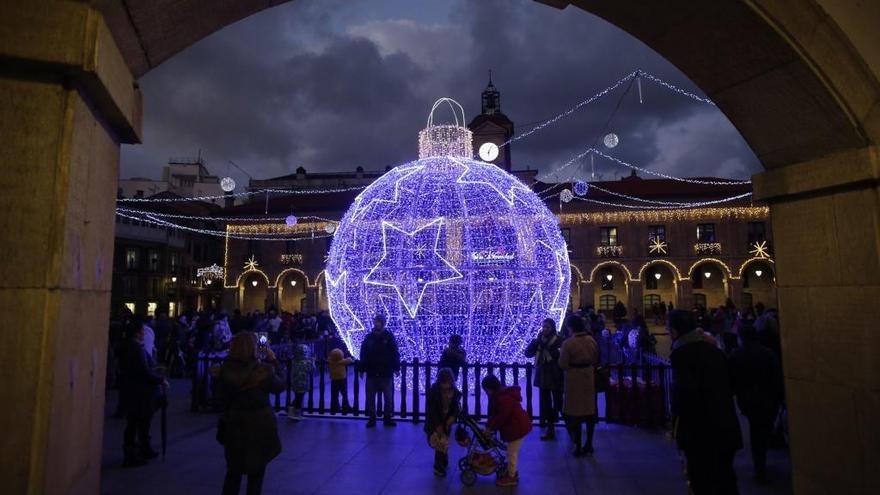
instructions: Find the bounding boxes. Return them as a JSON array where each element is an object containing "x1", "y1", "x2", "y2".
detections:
[{"x1": 326, "y1": 99, "x2": 570, "y2": 364}]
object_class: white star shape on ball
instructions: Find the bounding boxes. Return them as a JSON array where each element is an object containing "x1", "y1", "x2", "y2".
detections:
[
  {"x1": 326, "y1": 271, "x2": 365, "y2": 351},
  {"x1": 364, "y1": 218, "x2": 463, "y2": 318},
  {"x1": 450, "y1": 157, "x2": 531, "y2": 207}
]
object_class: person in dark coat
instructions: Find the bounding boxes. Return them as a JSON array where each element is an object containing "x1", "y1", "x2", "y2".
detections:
[
  {"x1": 524, "y1": 318, "x2": 563, "y2": 440},
  {"x1": 437, "y1": 334, "x2": 467, "y2": 379},
  {"x1": 424, "y1": 368, "x2": 462, "y2": 477},
  {"x1": 219, "y1": 332, "x2": 285, "y2": 495},
  {"x1": 729, "y1": 323, "x2": 784, "y2": 482},
  {"x1": 669, "y1": 310, "x2": 743, "y2": 495},
  {"x1": 118, "y1": 320, "x2": 167, "y2": 467},
  {"x1": 358, "y1": 315, "x2": 401, "y2": 427}
]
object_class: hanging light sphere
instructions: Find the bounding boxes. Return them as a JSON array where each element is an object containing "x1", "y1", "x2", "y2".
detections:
[
  {"x1": 290, "y1": 280, "x2": 297, "y2": 287},
  {"x1": 560, "y1": 189, "x2": 574, "y2": 203},
  {"x1": 251, "y1": 279, "x2": 259, "y2": 287},
  {"x1": 573, "y1": 180, "x2": 589, "y2": 197},
  {"x1": 704, "y1": 271, "x2": 712, "y2": 279},
  {"x1": 326, "y1": 100, "x2": 570, "y2": 365},
  {"x1": 326, "y1": 157, "x2": 570, "y2": 365},
  {"x1": 755, "y1": 269, "x2": 763, "y2": 277},
  {"x1": 220, "y1": 177, "x2": 236, "y2": 192},
  {"x1": 325, "y1": 223, "x2": 337, "y2": 234},
  {"x1": 285, "y1": 215, "x2": 298, "y2": 227},
  {"x1": 654, "y1": 272, "x2": 662, "y2": 280},
  {"x1": 603, "y1": 133, "x2": 619, "y2": 148},
  {"x1": 605, "y1": 273, "x2": 613, "y2": 281}
]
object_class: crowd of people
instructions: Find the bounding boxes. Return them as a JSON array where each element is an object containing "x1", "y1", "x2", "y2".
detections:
[{"x1": 108, "y1": 297, "x2": 784, "y2": 493}]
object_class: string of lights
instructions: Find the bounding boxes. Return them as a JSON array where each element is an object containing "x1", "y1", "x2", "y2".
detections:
[
  {"x1": 563, "y1": 192, "x2": 754, "y2": 210},
  {"x1": 502, "y1": 70, "x2": 639, "y2": 148},
  {"x1": 115, "y1": 207, "x2": 339, "y2": 224},
  {"x1": 588, "y1": 148, "x2": 751, "y2": 185},
  {"x1": 584, "y1": 183, "x2": 753, "y2": 206},
  {"x1": 638, "y1": 71, "x2": 716, "y2": 106},
  {"x1": 115, "y1": 210, "x2": 334, "y2": 241},
  {"x1": 504, "y1": 69, "x2": 715, "y2": 149},
  {"x1": 557, "y1": 205, "x2": 769, "y2": 225},
  {"x1": 116, "y1": 185, "x2": 368, "y2": 203}
]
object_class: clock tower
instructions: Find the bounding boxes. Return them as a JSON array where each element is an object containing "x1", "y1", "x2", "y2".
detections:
[{"x1": 468, "y1": 73, "x2": 514, "y2": 171}]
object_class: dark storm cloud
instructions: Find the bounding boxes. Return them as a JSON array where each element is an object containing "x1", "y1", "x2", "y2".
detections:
[{"x1": 122, "y1": 0, "x2": 761, "y2": 183}]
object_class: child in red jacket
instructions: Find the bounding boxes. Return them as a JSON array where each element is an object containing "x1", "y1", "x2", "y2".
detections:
[{"x1": 481, "y1": 374, "x2": 532, "y2": 487}]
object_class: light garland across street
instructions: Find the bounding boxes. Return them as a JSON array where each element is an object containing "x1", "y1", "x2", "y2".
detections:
[
  {"x1": 116, "y1": 207, "x2": 339, "y2": 224},
  {"x1": 565, "y1": 192, "x2": 754, "y2": 210},
  {"x1": 503, "y1": 69, "x2": 716, "y2": 149},
  {"x1": 557, "y1": 205, "x2": 769, "y2": 225},
  {"x1": 116, "y1": 185, "x2": 368, "y2": 203},
  {"x1": 115, "y1": 211, "x2": 334, "y2": 241}
]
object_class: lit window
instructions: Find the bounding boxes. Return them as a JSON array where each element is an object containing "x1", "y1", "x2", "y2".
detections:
[
  {"x1": 124, "y1": 302, "x2": 135, "y2": 314},
  {"x1": 148, "y1": 250, "x2": 160, "y2": 271},
  {"x1": 599, "y1": 295, "x2": 617, "y2": 311},
  {"x1": 125, "y1": 248, "x2": 138, "y2": 270},
  {"x1": 147, "y1": 302, "x2": 157, "y2": 317},
  {"x1": 599, "y1": 227, "x2": 618, "y2": 246},
  {"x1": 696, "y1": 223, "x2": 716, "y2": 243},
  {"x1": 648, "y1": 225, "x2": 666, "y2": 241}
]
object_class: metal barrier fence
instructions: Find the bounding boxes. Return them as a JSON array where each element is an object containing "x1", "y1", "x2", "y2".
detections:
[{"x1": 193, "y1": 354, "x2": 672, "y2": 428}]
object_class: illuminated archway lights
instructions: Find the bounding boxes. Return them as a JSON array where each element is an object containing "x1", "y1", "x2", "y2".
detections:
[{"x1": 326, "y1": 103, "x2": 570, "y2": 363}]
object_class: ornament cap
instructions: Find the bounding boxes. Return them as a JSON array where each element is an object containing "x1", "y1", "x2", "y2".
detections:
[{"x1": 419, "y1": 98, "x2": 473, "y2": 159}]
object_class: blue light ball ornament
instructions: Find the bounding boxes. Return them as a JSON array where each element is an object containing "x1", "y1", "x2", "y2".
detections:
[
  {"x1": 326, "y1": 99, "x2": 571, "y2": 364},
  {"x1": 285, "y1": 215, "x2": 298, "y2": 226},
  {"x1": 573, "y1": 180, "x2": 589, "y2": 197}
]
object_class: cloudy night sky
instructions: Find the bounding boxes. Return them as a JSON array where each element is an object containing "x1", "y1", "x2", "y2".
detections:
[{"x1": 121, "y1": 0, "x2": 762, "y2": 186}]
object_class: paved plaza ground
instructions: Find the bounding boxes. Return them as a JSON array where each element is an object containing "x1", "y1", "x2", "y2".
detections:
[{"x1": 101, "y1": 379, "x2": 791, "y2": 495}]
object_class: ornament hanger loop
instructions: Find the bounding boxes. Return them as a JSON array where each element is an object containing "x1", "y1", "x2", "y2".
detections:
[{"x1": 427, "y1": 97, "x2": 466, "y2": 129}]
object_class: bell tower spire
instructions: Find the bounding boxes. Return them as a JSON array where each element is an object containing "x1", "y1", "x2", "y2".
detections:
[{"x1": 481, "y1": 70, "x2": 501, "y2": 115}]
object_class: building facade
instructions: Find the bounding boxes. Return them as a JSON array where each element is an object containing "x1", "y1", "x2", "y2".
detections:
[
  {"x1": 112, "y1": 192, "x2": 226, "y2": 317},
  {"x1": 118, "y1": 155, "x2": 233, "y2": 203}
]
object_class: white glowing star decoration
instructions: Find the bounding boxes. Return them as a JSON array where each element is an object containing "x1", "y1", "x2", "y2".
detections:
[
  {"x1": 220, "y1": 177, "x2": 236, "y2": 192},
  {"x1": 325, "y1": 98, "x2": 570, "y2": 364},
  {"x1": 603, "y1": 133, "x2": 619, "y2": 148},
  {"x1": 560, "y1": 189, "x2": 574, "y2": 203},
  {"x1": 649, "y1": 238, "x2": 668, "y2": 255},
  {"x1": 748, "y1": 240, "x2": 770, "y2": 259}
]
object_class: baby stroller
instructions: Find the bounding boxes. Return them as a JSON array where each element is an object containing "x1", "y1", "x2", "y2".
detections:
[{"x1": 454, "y1": 414, "x2": 507, "y2": 486}]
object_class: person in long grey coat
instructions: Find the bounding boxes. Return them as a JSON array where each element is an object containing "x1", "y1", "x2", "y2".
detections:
[
  {"x1": 558, "y1": 315, "x2": 599, "y2": 457},
  {"x1": 220, "y1": 332, "x2": 285, "y2": 495}
]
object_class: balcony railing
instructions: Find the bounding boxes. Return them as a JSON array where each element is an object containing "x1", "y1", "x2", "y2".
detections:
[
  {"x1": 596, "y1": 245, "x2": 623, "y2": 258},
  {"x1": 694, "y1": 242, "x2": 721, "y2": 255}
]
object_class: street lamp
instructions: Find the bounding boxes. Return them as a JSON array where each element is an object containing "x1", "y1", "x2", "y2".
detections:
[
  {"x1": 206, "y1": 279, "x2": 212, "y2": 285},
  {"x1": 251, "y1": 280, "x2": 258, "y2": 287},
  {"x1": 654, "y1": 272, "x2": 661, "y2": 280},
  {"x1": 171, "y1": 276, "x2": 177, "y2": 283},
  {"x1": 290, "y1": 280, "x2": 297, "y2": 287},
  {"x1": 704, "y1": 271, "x2": 712, "y2": 279},
  {"x1": 755, "y1": 269, "x2": 763, "y2": 277},
  {"x1": 605, "y1": 273, "x2": 613, "y2": 281}
]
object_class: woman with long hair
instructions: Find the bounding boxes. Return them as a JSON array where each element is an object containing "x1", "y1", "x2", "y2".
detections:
[{"x1": 219, "y1": 333, "x2": 285, "y2": 495}]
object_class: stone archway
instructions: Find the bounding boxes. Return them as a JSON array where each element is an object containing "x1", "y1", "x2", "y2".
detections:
[
  {"x1": 275, "y1": 268, "x2": 308, "y2": 313},
  {"x1": 2, "y1": 1, "x2": 878, "y2": 493}
]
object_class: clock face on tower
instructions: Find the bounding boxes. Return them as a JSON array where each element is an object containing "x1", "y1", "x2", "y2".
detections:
[{"x1": 478, "y1": 142, "x2": 500, "y2": 162}]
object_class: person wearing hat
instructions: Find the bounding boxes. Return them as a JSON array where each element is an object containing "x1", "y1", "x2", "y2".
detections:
[{"x1": 358, "y1": 314, "x2": 401, "y2": 427}]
